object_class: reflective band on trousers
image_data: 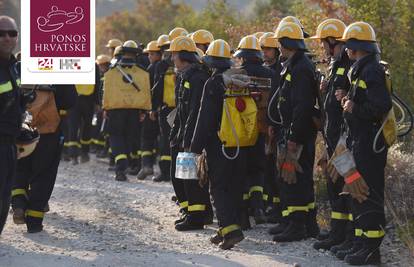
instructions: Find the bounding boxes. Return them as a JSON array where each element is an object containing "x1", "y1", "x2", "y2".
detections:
[
  {"x1": 220, "y1": 224, "x2": 240, "y2": 236},
  {"x1": 243, "y1": 194, "x2": 250, "y2": 200},
  {"x1": 130, "y1": 151, "x2": 141, "y2": 159},
  {"x1": 12, "y1": 189, "x2": 27, "y2": 198},
  {"x1": 0, "y1": 81, "x2": 12, "y2": 94},
  {"x1": 262, "y1": 194, "x2": 269, "y2": 201},
  {"x1": 273, "y1": 197, "x2": 280, "y2": 203},
  {"x1": 160, "y1": 155, "x2": 172, "y2": 161},
  {"x1": 282, "y1": 205, "x2": 310, "y2": 217},
  {"x1": 26, "y1": 209, "x2": 44, "y2": 218},
  {"x1": 355, "y1": 229, "x2": 385, "y2": 238},
  {"x1": 67, "y1": 141, "x2": 81, "y2": 148},
  {"x1": 331, "y1": 211, "x2": 351, "y2": 220},
  {"x1": 179, "y1": 201, "x2": 188, "y2": 209},
  {"x1": 141, "y1": 151, "x2": 153, "y2": 157},
  {"x1": 308, "y1": 202, "x2": 315, "y2": 210},
  {"x1": 80, "y1": 139, "x2": 93, "y2": 145},
  {"x1": 115, "y1": 154, "x2": 128, "y2": 162},
  {"x1": 93, "y1": 139, "x2": 106, "y2": 146},
  {"x1": 249, "y1": 186, "x2": 263, "y2": 194},
  {"x1": 188, "y1": 204, "x2": 206, "y2": 212}
]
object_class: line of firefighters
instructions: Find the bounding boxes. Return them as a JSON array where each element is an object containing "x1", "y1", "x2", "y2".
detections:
[{"x1": 0, "y1": 14, "x2": 396, "y2": 266}]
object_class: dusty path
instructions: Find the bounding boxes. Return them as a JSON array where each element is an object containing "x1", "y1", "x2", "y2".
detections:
[{"x1": 0, "y1": 156, "x2": 412, "y2": 267}]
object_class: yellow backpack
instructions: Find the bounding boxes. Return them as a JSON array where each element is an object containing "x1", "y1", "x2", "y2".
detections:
[
  {"x1": 163, "y1": 67, "x2": 176, "y2": 108},
  {"x1": 377, "y1": 61, "x2": 397, "y2": 150},
  {"x1": 218, "y1": 88, "x2": 258, "y2": 148},
  {"x1": 75, "y1": 84, "x2": 95, "y2": 96}
]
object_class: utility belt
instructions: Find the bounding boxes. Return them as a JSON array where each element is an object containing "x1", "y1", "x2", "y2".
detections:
[{"x1": 0, "y1": 135, "x2": 16, "y2": 145}]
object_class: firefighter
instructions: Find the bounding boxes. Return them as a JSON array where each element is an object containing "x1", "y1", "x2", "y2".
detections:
[
  {"x1": 106, "y1": 39, "x2": 123, "y2": 58},
  {"x1": 168, "y1": 36, "x2": 211, "y2": 231},
  {"x1": 233, "y1": 35, "x2": 276, "y2": 227},
  {"x1": 309, "y1": 19, "x2": 354, "y2": 251},
  {"x1": 259, "y1": 32, "x2": 283, "y2": 224},
  {"x1": 149, "y1": 34, "x2": 177, "y2": 182},
  {"x1": 268, "y1": 22, "x2": 319, "y2": 242},
  {"x1": 91, "y1": 54, "x2": 111, "y2": 156},
  {"x1": 11, "y1": 84, "x2": 77, "y2": 233},
  {"x1": 191, "y1": 29, "x2": 214, "y2": 53},
  {"x1": 0, "y1": 16, "x2": 24, "y2": 235},
  {"x1": 136, "y1": 41, "x2": 162, "y2": 180},
  {"x1": 278, "y1": 16, "x2": 310, "y2": 38},
  {"x1": 67, "y1": 66, "x2": 101, "y2": 164},
  {"x1": 333, "y1": 21, "x2": 391, "y2": 266},
  {"x1": 103, "y1": 40, "x2": 151, "y2": 181},
  {"x1": 190, "y1": 39, "x2": 251, "y2": 249}
]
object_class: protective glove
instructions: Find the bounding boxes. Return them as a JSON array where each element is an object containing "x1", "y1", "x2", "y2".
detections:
[
  {"x1": 196, "y1": 151, "x2": 209, "y2": 187},
  {"x1": 278, "y1": 142, "x2": 303, "y2": 185},
  {"x1": 342, "y1": 169, "x2": 369, "y2": 203},
  {"x1": 327, "y1": 136, "x2": 347, "y2": 183}
]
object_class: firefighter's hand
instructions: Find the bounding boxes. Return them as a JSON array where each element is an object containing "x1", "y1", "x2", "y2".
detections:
[
  {"x1": 342, "y1": 170, "x2": 369, "y2": 203},
  {"x1": 139, "y1": 112, "x2": 146, "y2": 122},
  {"x1": 149, "y1": 111, "x2": 157, "y2": 121},
  {"x1": 320, "y1": 80, "x2": 328, "y2": 93},
  {"x1": 335, "y1": 89, "x2": 347, "y2": 102},
  {"x1": 268, "y1": 126, "x2": 275, "y2": 138},
  {"x1": 343, "y1": 99, "x2": 354, "y2": 113}
]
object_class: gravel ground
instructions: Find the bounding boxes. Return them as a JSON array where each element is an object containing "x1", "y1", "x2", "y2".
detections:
[{"x1": 0, "y1": 156, "x2": 412, "y2": 267}]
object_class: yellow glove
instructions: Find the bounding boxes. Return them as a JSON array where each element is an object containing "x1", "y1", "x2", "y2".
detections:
[{"x1": 342, "y1": 169, "x2": 369, "y2": 203}]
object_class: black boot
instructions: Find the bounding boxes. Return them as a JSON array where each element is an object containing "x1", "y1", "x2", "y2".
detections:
[
  {"x1": 174, "y1": 210, "x2": 187, "y2": 225},
  {"x1": 175, "y1": 216, "x2": 204, "y2": 231},
  {"x1": 96, "y1": 149, "x2": 108, "y2": 159},
  {"x1": 252, "y1": 208, "x2": 266, "y2": 225},
  {"x1": 80, "y1": 152, "x2": 90, "y2": 163},
  {"x1": 12, "y1": 195, "x2": 27, "y2": 225},
  {"x1": 313, "y1": 220, "x2": 346, "y2": 250},
  {"x1": 210, "y1": 231, "x2": 223, "y2": 245},
  {"x1": 306, "y1": 208, "x2": 320, "y2": 238},
  {"x1": 71, "y1": 156, "x2": 79, "y2": 165},
  {"x1": 26, "y1": 216, "x2": 43, "y2": 234},
  {"x1": 331, "y1": 237, "x2": 354, "y2": 254},
  {"x1": 152, "y1": 173, "x2": 167, "y2": 182},
  {"x1": 137, "y1": 167, "x2": 154, "y2": 180},
  {"x1": 108, "y1": 157, "x2": 115, "y2": 171},
  {"x1": 265, "y1": 207, "x2": 281, "y2": 224},
  {"x1": 273, "y1": 221, "x2": 307, "y2": 242},
  {"x1": 44, "y1": 203, "x2": 50, "y2": 213},
  {"x1": 12, "y1": 208, "x2": 26, "y2": 225},
  {"x1": 316, "y1": 229, "x2": 330, "y2": 241},
  {"x1": 268, "y1": 221, "x2": 288, "y2": 235},
  {"x1": 336, "y1": 241, "x2": 363, "y2": 260},
  {"x1": 240, "y1": 210, "x2": 251, "y2": 230},
  {"x1": 204, "y1": 206, "x2": 214, "y2": 225},
  {"x1": 219, "y1": 230, "x2": 244, "y2": 250},
  {"x1": 115, "y1": 171, "x2": 127, "y2": 182},
  {"x1": 345, "y1": 245, "x2": 381, "y2": 266}
]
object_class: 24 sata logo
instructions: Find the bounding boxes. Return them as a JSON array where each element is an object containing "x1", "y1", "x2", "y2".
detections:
[{"x1": 30, "y1": 0, "x2": 90, "y2": 57}]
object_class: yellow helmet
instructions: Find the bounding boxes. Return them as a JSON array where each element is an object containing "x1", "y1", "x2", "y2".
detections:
[
  {"x1": 309, "y1": 19, "x2": 346, "y2": 39},
  {"x1": 273, "y1": 22, "x2": 306, "y2": 50},
  {"x1": 106, "y1": 39, "x2": 123, "y2": 48},
  {"x1": 278, "y1": 16, "x2": 309, "y2": 37},
  {"x1": 168, "y1": 27, "x2": 189, "y2": 41},
  {"x1": 339, "y1": 21, "x2": 379, "y2": 53},
  {"x1": 113, "y1": 45, "x2": 123, "y2": 56},
  {"x1": 339, "y1": 21, "x2": 377, "y2": 42},
  {"x1": 237, "y1": 35, "x2": 261, "y2": 51},
  {"x1": 191, "y1": 29, "x2": 214, "y2": 45},
  {"x1": 96, "y1": 54, "x2": 111, "y2": 65},
  {"x1": 157, "y1": 34, "x2": 170, "y2": 48},
  {"x1": 123, "y1": 40, "x2": 138, "y2": 48},
  {"x1": 144, "y1": 41, "x2": 161, "y2": 53},
  {"x1": 205, "y1": 39, "x2": 231, "y2": 58},
  {"x1": 253, "y1": 32, "x2": 265, "y2": 39},
  {"x1": 204, "y1": 39, "x2": 233, "y2": 68},
  {"x1": 259, "y1": 32, "x2": 278, "y2": 48},
  {"x1": 166, "y1": 36, "x2": 197, "y2": 53}
]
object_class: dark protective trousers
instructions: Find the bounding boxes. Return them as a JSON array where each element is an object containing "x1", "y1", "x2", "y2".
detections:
[
  {"x1": 0, "y1": 142, "x2": 17, "y2": 234},
  {"x1": 207, "y1": 139, "x2": 247, "y2": 236},
  {"x1": 171, "y1": 145, "x2": 210, "y2": 222},
  {"x1": 140, "y1": 114, "x2": 159, "y2": 168},
  {"x1": 91, "y1": 110, "x2": 106, "y2": 150},
  {"x1": 279, "y1": 135, "x2": 316, "y2": 224},
  {"x1": 67, "y1": 96, "x2": 94, "y2": 156},
  {"x1": 352, "y1": 145, "x2": 387, "y2": 247},
  {"x1": 158, "y1": 106, "x2": 173, "y2": 178},
  {"x1": 12, "y1": 131, "x2": 63, "y2": 226},
  {"x1": 244, "y1": 134, "x2": 266, "y2": 211},
  {"x1": 106, "y1": 109, "x2": 141, "y2": 173}
]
